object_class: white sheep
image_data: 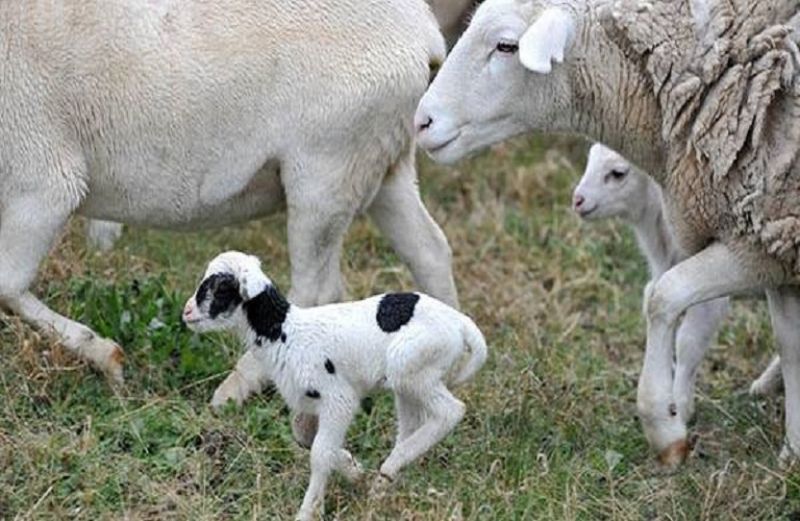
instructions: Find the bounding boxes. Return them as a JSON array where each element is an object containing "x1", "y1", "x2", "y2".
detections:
[
  {"x1": 0, "y1": 0, "x2": 455, "y2": 404},
  {"x1": 182, "y1": 251, "x2": 487, "y2": 521},
  {"x1": 417, "y1": 0, "x2": 800, "y2": 466}
]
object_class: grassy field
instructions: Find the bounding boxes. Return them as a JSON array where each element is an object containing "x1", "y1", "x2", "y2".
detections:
[{"x1": 1, "y1": 136, "x2": 798, "y2": 520}]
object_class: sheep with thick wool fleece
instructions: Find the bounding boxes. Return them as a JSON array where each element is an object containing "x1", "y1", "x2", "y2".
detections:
[
  {"x1": 417, "y1": 0, "x2": 800, "y2": 467},
  {"x1": 0, "y1": 0, "x2": 456, "y2": 408},
  {"x1": 182, "y1": 251, "x2": 487, "y2": 521}
]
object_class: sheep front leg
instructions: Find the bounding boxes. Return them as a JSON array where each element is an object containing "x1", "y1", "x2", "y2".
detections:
[
  {"x1": 672, "y1": 297, "x2": 730, "y2": 422},
  {"x1": 0, "y1": 196, "x2": 124, "y2": 382},
  {"x1": 639, "y1": 243, "x2": 760, "y2": 467},
  {"x1": 368, "y1": 150, "x2": 458, "y2": 308},
  {"x1": 296, "y1": 401, "x2": 358, "y2": 521},
  {"x1": 211, "y1": 349, "x2": 269, "y2": 409},
  {"x1": 765, "y1": 287, "x2": 800, "y2": 465}
]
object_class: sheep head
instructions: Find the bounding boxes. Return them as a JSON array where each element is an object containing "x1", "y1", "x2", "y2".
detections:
[{"x1": 183, "y1": 251, "x2": 272, "y2": 332}]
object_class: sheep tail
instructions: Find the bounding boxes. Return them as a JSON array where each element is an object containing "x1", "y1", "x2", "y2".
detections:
[{"x1": 453, "y1": 316, "x2": 488, "y2": 385}]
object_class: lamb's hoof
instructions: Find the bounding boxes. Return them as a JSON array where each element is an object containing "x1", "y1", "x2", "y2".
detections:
[
  {"x1": 342, "y1": 452, "x2": 364, "y2": 483},
  {"x1": 657, "y1": 438, "x2": 689, "y2": 470},
  {"x1": 210, "y1": 389, "x2": 242, "y2": 410},
  {"x1": 291, "y1": 413, "x2": 319, "y2": 449},
  {"x1": 368, "y1": 473, "x2": 394, "y2": 500},
  {"x1": 749, "y1": 377, "x2": 782, "y2": 397},
  {"x1": 105, "y1": 344, "x2": 125, "y2": 384},
  {"x1": 779, "y1": 444, "x2": 800, "y2": 469}
]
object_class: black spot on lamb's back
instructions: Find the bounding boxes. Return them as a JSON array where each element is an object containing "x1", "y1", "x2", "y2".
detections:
[
  {"x1": 305, "y1": 389, "x2": 321, "y2": 399},
  {"x1": 325, "y1": 359, "x2": 335, "y2": 374},
  {"x1": 376, "y1": 292, "x2": 420, "y2": 332}
]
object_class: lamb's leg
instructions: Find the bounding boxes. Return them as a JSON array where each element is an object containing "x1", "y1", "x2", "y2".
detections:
[
  {"x1": 0, "y1": 196, "x2": 124, "y2": 382},
  {"x1": 765, "y1": 287, "x2": 800, "y2": 465},
  {"x1": 376, "y1": 384, "x2": 465, "y2": 489},
  {"x1": 639, "y1": 243, "x2": 760, "y2": 467},
  {"x1": 296, "y1": 401, "x2": 358, "y2": 521},
  {"x1": 368, "y1": 150, "x2": 458, "y2": 308},
  {"x1": 85, "y1": 219, "x2": 123, "y2": 251},
  {"x1": 750, "y1": 355, "x2": 783, "y2": 397},
  {"x1": 211, "y1": 349, "x2": 269, "y2": 409},
  {"x1": 672, "y1": 297, "x2": 730, "y2": 422},
  {"x1": 395, "y1": 394, "x2": 425, "y2": 442}
]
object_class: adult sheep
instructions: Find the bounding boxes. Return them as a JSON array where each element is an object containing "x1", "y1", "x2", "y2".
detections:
[
  {"x1": 416, "y1": 0, "x2": 800, "y2": 467},
  {"x1": 0, "y1": 0, "x2": 456, "y2": 397}
]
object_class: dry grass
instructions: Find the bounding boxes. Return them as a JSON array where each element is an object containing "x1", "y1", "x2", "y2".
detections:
[{"x1": 1, "y1": 136, "x2": 798, "y2": 520}]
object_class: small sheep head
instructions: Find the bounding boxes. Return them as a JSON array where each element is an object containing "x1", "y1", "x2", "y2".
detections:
[
  {"x1": 183, "y1": 251, "x2": 271, "y2": 332},
  {"x1": 572, "y1": 143, "x2": 651, "y2": 221},
  {"x1": 415, "y1": 0, "x2": 582, "y2": 164}
]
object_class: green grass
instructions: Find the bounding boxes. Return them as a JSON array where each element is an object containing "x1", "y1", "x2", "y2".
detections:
[{"x1": 2, "y1": 136, "x2": 799, "y2": 519}]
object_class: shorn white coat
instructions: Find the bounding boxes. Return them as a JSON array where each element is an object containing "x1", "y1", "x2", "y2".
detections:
[
  {"x1": 182, "y1": 251, "x2": 487, "y2": 521},
  {"x1": 0, "y1": 0, "x2": 456, "y2": 387}
]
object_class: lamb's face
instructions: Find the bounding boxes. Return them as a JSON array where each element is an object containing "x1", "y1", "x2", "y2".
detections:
[
  {"x1": 572, "y1": 144, "x2": 650, "y2": 221},
  {"x1": 183, "y1": 271, "x2": 244, "y2": 333},
  {"x1": 416, "y1": 0, "x2": 579, "y2": 163}
]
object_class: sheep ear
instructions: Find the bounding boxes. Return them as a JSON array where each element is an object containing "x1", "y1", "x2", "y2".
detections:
[
  {"x1": 519, "y1": 7, "x2": 576, "y2": 74},
  {"x1": 239, "y1": 257, "x2": 269, "y2": 301}
]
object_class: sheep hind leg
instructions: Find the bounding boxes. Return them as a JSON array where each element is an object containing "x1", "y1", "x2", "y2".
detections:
[
  {"x1": 85, "y1": 219, "x2": 123, "y2": 251},
  {"x1": 0, "y1": 196, "x2": 124, "y2": 382},
  {"x1": 765, "y1": 286, "x2": 800, "y2": 466},
  {"x1": 368, "y1": 149, "x2": 458, "y2": 308},
  {"x1": 376, "y1": 383, "x2": 465, "y2": 488},
  {"x1": 639, "y1": 243, "x2": 762, "y2": 468}
]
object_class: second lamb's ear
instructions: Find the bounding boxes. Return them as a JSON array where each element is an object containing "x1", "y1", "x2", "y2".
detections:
[{"x1": 519, "y1": 7, "x2": 576, "y2": 74}]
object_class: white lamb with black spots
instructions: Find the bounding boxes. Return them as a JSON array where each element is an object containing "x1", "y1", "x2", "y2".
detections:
[{"x1": 182, "y1": 251, "x2": 488, "y2": 521}]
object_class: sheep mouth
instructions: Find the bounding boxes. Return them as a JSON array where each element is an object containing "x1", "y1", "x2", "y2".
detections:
[
  {"x1": 577, "y1": 206, "x2": 598, "y2": 219},
  {"x1": 424, "y1": 132, "x2": 461, "y2": 155}
]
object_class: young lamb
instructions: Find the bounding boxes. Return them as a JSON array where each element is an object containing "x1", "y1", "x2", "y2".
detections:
[
  {"x1": 182, "y1": 251, "x2": 487, "y2": 521},
  {"x1": 417, "y1": 0, "x2": 800, "y2": 466},
  {"x1": 0, "y1": 0, "x2": 455, "y2": 399},
  {"x1": 574, "y1": 144, "x2": 784, "y2": 418}
]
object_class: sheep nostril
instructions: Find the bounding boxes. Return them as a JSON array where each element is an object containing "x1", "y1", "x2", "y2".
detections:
[
  {"x1": 573, "y1": 194, "x2": 585, "y2": 208},
  {"x1": 418, "y1": 116, "x2": 433, "y2": 132}
]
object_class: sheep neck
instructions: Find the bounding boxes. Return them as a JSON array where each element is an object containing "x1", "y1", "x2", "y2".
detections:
[
  {"x1": 629, "y1": 182, "x2": 681, "y2": 278},
  {"x1": 242, "y1": 285, "x2": 290, "y2": 344},
  {"x1": 567, "y1": 7, "x2": 667, "y2": 178}
]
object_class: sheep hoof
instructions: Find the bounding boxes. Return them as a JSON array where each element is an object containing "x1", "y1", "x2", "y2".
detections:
[
  {"x1": 105, "y1": 344, "x2": 125, "y2": 384},
  {"x1": 341, "y1": 450, "x2": 364, "y2": 483},
  {"x1": 368, "y1": 472, "x2": 394, "y2": 500},
  {"x1": 657, "y1": 438, "x2": 689, "y2": 469},
  {"x1": 779, "y1": 444, "x2": 800, "y2": 469}
]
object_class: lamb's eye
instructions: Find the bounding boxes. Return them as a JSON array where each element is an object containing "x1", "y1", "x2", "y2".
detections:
[
  {"x1": 609, "y1": 169, "x2": 628, "y2": 180},
  {"x1": 496, "y1": 41, "x2": 519, "y2": 54}
]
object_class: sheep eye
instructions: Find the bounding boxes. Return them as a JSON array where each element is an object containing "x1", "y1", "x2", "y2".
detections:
[
  {"x1": 609, "y1": 169, "x2": 628, "y2": 181},
  {"x1": 496, "y1": 41, "x2": 519, "y2": 54}
]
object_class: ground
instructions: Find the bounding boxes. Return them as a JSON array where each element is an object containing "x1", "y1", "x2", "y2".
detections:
[{"x1": 1, "y1": 136, "x2": 798, "y2": 520}]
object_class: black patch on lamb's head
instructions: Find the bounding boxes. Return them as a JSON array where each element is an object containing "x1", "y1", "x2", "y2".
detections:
[
  {"x1": 376, "y1": 292, "x2": 420, "y2": 332},
  {"x1": 243, "y1": 283, "x2": 290, "y2": 342},
  {"x1": 325, "y1": 359, "x2": 335, "y2": 374},
  {"x1": 305, "y1": 389, "x2": 321, "y2": 399},
  {"x1": 196, "y1": 273, "x2": 244, "y2": 319}
]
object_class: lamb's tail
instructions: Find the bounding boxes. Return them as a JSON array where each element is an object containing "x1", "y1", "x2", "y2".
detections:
[{"x1": 453, "y1": 315, "x2": 488, "y2": 385}]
